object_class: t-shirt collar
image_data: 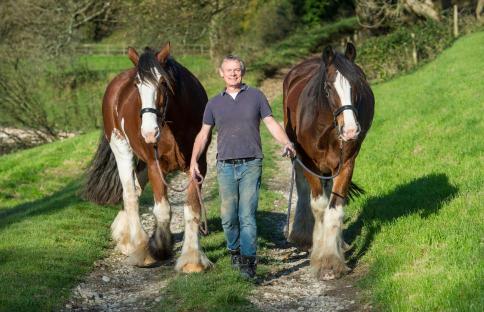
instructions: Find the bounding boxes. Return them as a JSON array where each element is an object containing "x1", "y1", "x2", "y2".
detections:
[{"x1": 221, "y1": 83, "x2": 248, "y2": 96}]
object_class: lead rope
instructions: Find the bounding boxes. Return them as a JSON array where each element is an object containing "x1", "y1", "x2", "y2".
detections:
[
  {"x1": 153, "y1": 145, "x2": 209, "y2": 236},
  {"x1": 284, "y1": 140, "x2": 343, "y2": 238}
]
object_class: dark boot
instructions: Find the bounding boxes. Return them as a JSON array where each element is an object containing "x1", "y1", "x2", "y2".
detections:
[
  {"x1": 229, "y1": 249, "x2": 240, "y2": 270},
  {"x1": 239, "y1": 256, "x2": 257, "y2": 279}
]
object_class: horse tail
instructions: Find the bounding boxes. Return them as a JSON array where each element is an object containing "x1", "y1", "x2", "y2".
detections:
[
  {"x1": 82, "y1": 134, "x2": 123, "y2": 205},
  {"x1": 348, "y1": 182, "x2": 365, "y2": 201}
]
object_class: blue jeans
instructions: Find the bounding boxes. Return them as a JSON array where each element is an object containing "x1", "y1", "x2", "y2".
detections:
[{"x1": 216, "y1": 158, "x2": 262, "y2": 257}]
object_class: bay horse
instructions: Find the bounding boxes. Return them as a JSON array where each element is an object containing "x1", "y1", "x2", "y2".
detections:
[
  {"x1": 283, "y1": 43, "x2": 374, "y2": 280},
  {"x1": 83, "y1": 43, "x2": 212, "y2": 273}
]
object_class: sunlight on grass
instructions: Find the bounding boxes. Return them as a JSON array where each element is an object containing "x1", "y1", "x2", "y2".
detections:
[
  {"x1": 0, "y1": 133, "x2": 118, "y2": 311},
  {"x1": 345, "y1": 31, "x2": 484, "y2": 311}
]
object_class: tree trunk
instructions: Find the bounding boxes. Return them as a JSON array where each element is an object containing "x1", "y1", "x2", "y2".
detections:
[
  {"x1": 403, "y1": 0, "x2": 440, "y2": 21},
  {"x1": 477, "y1": 0, "x2": 484, "y2": 21}
]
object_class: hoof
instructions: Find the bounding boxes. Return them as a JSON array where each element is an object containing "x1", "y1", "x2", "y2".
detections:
[
  {"x1": 320, "y1": 269, "x2": 337, "y2": 281},
  {"x1": 148, "y1": 227, "x2": 173, "y2": 261},
  {"x1": 181, "y1": 263, "x2": 204, "y2": 273},
  {"x1": 116, "y1": 241, "x2": 136, "y2": 256},
  {"x1": 127, "y1": 244, "x2": 159, "y2": 267},
  {"x1": 311, "y1": 254, "x2": 350, "y2": 280},
  {"x1": 111, "y1": 211, "x2": 135, "y2": 256},
  {"x1": 175, "y1": 249, "x2": 213, "y2": 273}
]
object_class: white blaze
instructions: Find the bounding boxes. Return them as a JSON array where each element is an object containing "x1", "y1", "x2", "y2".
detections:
[
  {"x1": 136, "y1": 72, "x2": 161, "y2": 137},
  {"x1": 334, "y1": 71, "x2": 357, "y2": 130}
]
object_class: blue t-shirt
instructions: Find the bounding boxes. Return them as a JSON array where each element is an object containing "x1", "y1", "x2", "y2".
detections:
[{"x1": 203, "y1": 84, "x2": 272, "y2": 160}]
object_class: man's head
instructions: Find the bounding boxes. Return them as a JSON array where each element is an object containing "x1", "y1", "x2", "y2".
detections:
[{"x1": 219, "y1": 55, "x2": 245, "y2": 89}]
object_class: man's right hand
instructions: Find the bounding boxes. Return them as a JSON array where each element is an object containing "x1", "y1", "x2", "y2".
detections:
[{"x1": 190, "y1": 161, "x2": 201, "y2": 181}]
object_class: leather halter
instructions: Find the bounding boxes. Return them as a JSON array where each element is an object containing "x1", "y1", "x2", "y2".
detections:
[
  {"x1": 333, "y1": 105, "x2": 358, "y2": 128},
  {"x1": 139, "y1": 85, "x2": 170, "y2": 127}
]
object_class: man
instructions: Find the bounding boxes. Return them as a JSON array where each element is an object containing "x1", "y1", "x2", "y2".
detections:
[{"x1": 190, "y1": 55, "x2": 295, "y2": 279}]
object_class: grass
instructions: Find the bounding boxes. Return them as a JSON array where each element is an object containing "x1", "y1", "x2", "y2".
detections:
[
  {"x1": 344, "y1": 31, "x2": 484, "y2": 310},
  {"x1": 0, "y1": 132, "x2": 117, "y2": 311}
]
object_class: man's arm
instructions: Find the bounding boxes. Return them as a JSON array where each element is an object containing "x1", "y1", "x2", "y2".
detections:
[
  {"x1": 262, "y1": 116, "x2": 296, "y2": 157},
  {"x1": 190, "y1": 124, "x2": 213, "y2": 179}
]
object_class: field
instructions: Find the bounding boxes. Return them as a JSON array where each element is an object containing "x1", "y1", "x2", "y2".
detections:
[{"x1": 0, "y1": 31, "x2": 482, "y2": 311}]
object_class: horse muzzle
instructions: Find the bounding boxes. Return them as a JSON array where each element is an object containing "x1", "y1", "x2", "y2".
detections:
[
  {"x1": 333, "y1": 105, "x2": 360, "y2": 142},
  {"x1": 141, "y1": 127, "x2": 160, "y2": 144},
  {"x1": 341, "y1": 123, "x2": 361, "y2": 141}
]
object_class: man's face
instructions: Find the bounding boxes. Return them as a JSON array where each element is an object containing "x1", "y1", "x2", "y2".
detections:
[{"x1": 219, "y1": 59, "x2": 243, "y2": 88}]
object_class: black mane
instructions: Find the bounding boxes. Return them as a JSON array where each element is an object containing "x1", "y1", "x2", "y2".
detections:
[{"x1": 137, "y1": 47, "x2": 177, "y2": 93}]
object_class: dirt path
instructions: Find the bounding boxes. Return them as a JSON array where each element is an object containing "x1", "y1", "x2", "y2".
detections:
[{"x1": 63, "y1": 71, "x2": 368, "y2": 311}]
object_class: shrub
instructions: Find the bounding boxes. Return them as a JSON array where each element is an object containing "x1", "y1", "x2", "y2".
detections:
[{"x1": 357, "y1": 19, "x2": 455, "y2": 82}]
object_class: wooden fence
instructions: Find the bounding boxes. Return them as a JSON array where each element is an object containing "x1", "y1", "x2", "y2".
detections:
[{"x1": 75, "y1": 43, "x2": 208, "y2": 56}]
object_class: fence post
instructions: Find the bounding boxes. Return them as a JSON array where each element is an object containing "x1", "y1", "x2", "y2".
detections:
[
  {"x1": 453, "y1": 5, "x2": 459, "y2": 38},
  {"x1": 411, "y1": 33, "x2": 417, "y2": 65}
]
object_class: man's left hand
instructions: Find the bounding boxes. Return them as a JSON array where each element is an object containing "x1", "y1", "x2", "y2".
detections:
[{"x1": 282, "y1": 142, "x2": 296, "y2": 158}]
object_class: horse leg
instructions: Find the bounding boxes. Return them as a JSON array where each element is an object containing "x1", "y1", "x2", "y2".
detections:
[
  {"x1": 134, "y1": 160, "x2": 148, "y2": 197},
  {"x1": 175, "y1": 181, "x2": 212, "y2": 273},
  {"x1": 288, "y1": 162, "x2": 314, "y2": 249},
  {"x1": 312, "y1": 164, "x2": 353, "y2": 280},
  {"x1": 146, "y1": 162, "x2": 173, "y2": 260},
  {"x1": 108, "y1": 130, "x2": 153, "y2": 266}
]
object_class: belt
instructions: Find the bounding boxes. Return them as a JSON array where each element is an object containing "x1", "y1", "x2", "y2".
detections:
[{"x1": 220, "y1": 157, "x2": 256, "y2": 164}]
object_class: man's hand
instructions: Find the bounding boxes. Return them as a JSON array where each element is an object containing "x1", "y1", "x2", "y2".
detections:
[
  {"x1": 190, "y1": 161, "x2": 201, "y2": 181},
  {"x1": 282, "y1": 142, "x2": 296, "y2": 158}
]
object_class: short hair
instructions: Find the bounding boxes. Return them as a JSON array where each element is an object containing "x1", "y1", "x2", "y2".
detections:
[{"x1": 220, "y1": 55, "x2": 246, "y2": 75}]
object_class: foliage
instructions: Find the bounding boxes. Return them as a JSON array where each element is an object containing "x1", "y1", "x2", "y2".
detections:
[
  {"x1": 292, "y1": 0, "x2": 355, "y2": 24},
  {"x1": 0, "y1": 0, "x2": 119, "y2": 57},
  {"x1": 248, "y1": 17, "x2": 359, "y2": 76},
  {"x1": 241, "y1": 0, "x2": 296, "y2": 47},
  {"x1": 347, "y1": 31, "x2": 484, "y2": 310},
  {"x1": 357, "y1": 19, "x2": 455, "y2": 82},
  {"x1": 0, "y1": 62, "x2": 58, "y2": 144}
]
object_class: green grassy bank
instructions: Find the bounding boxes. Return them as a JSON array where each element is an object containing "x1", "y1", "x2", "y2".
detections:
[
  {"x1": 346, "y1": 31, "x2": 483, "y2": 311},
  {"x1": 0, "y1": 132, "x2": 116, "y2": 311}
]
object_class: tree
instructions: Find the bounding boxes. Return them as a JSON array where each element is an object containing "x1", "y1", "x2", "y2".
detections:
[{"x1": 356, "y1": 0, "x2": 441, "y2": 29}]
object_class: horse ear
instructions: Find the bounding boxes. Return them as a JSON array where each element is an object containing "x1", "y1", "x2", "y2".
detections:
[
  {"x1": 156, "y1": 42, "x2": 171, "y2": 63},
  {"x1": 345, "y1": 42, "x2": 357, "y2": 62},
  {"x1": 322, "y1": 46, "x2": 334, "y2": 65},
  {"x1": 127, "y1": 47, "x2": 139, "y2": 66}
]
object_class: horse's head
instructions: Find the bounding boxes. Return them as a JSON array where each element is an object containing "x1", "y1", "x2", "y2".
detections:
[
  {"x1": 128, "y1": 43, "x2": 173, "y2": 144},
  {"x1": 322, "y1": 43, "x2": 362, "y2": 142}
]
